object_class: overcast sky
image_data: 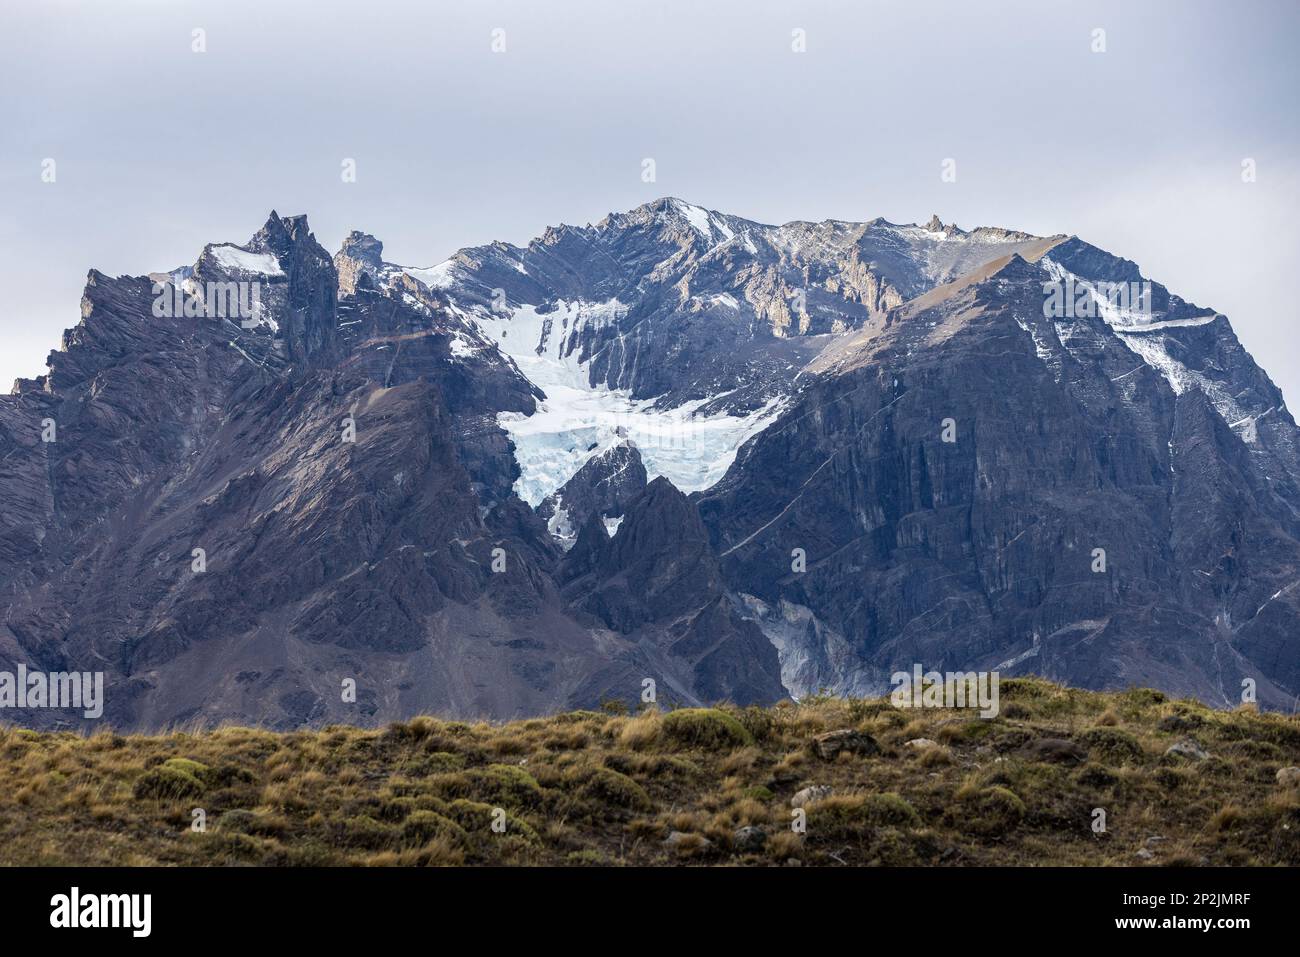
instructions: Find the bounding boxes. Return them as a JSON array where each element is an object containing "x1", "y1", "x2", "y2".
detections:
[{"x1": 3, "y1": 0, "x2": 1298, "y2": 400}]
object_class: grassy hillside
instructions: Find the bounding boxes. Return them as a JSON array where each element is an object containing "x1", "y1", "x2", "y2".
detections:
[{"x1": 2, "y1": 679, "x2": 1298, "y2": 866}]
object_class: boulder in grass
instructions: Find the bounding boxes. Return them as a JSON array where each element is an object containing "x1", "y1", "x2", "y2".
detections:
[
  {"x1": 813, "y1": 729, "x2": 880, "y2": 760},
  {"x1": 1164, "y1": 738, "x2": 1210, "y2": 762},
  {"x1": 733, "y1": 826, "x2": 767, "y2": 852},
  {"x1": 791, "y1": 785, "x2": 833, "y2": 808},
  {"x1": 663, "y1": 831, "x2": 712, "y2": 855}
]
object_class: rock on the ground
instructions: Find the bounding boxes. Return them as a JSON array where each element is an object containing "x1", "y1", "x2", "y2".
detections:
[
  {"x1": 733, "y1": 825, "x2": 767, "y2": 852},
  {"x1": 814, "y1": 729, "x2": 880, "y2": 760},
  {"x1": 1164, "y1": 739, "x2": 1210, "y2": 761},
  {"x1": 663, "y1": 830, "x2": 711, "y2": 850},
  {"x1": 791, "y1": 785, "x2": 834, "y2": 808}
]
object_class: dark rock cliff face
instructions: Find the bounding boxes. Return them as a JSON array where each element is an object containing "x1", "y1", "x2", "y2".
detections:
[
  {"x1": 2, "y1": 200, "x2": 1298, "y2": 728},
  {"x1": 696, "y1": 253, "x2": 1300, "y2": 708},
  {"x1": 560, "y1": 478, "x2": 785, "y2": 707},
  {"x1": 242, "y1": 211, "x2": 340, "y2": 369},
  {"x1": 537, "y1": 441, "x2": 647, "y2": 544}
]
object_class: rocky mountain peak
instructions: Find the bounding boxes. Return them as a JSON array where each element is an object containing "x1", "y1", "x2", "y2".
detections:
[
  {"x1": 339, "y1": 230, "x2": 384, "y2": 266},
  {"x1": 537, "y1": 440, "x2": 647, "y2": 548},
  {"x1": 247, "y1": 210, "x2": 296, "y2": 253},
  {"x1": 334, "y1": 231, "x2": 386, "y2": 296},
  {"x1": 3, "y1": 199, "x2": 1299, "y2": 730},
  {"x1": 608, "y1": 476, "x2": 713, "y2": 568},
  {"x1": 600, "y1": 197, "x2": 739, "y2": 245}
]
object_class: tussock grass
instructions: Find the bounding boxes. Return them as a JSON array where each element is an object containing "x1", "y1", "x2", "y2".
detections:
[{"x1": 1, "y1": 679, "x2": 1297, "y2": 866}]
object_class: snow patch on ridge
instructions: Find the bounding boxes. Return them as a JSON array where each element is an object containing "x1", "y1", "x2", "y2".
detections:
[
  {"x1": 209, "y1": 245, "x2": 284, "y2": 276},
  {"x1": 1012, "y1": 312, "x2": 1061, "y2": 380},
  {"x1": 674, "y1": 200, "x2": 713, "y2": 238},
  {"x1": 1040, "y1": 258, "x2": 1259, "y2": 444},
  {"x1": 405, "y1": 259, "x2": 458, "y2": 290},
  {"x1": 1111, "y1": 330, "x2": 1257, "y2": 443}
]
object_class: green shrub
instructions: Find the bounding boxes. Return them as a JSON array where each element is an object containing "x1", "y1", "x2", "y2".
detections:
[
  {"x1": 1221, "y1": 739, "x2": 1283, "y2": 761},
  {"x1": 570, "y1": 766, "x2": 652, "y2": 811},
  {"x1": 1079, "y1": 728, "x2": 1144, "y2": 765},
  {"x1": 377, "y1": 796, "x2": 417, "y2": 823},
  {"x1": 956, "y1": 786, "x2": 1026, "y2": 836},
  {"x1": 428, "y1": 764, "x2": 543, "y2": 808},
  {"x1": 807, "y1": 792, "x2": 921, "y2": 840},
  {"x1": 1120, "y1": 687, "x2": 1167, "y2": 711},
  {"x1": 333, "y1": 815, "x2": 398, "y2": 850},
  {"x1": 162, "y1": 757, "x2": 211, "y2": 779},
  {"x1": 661, "y1": 709, "x2": 753, "y2": 750},
  {"x1": 401, "y1": 810, "x2": 467, "y2": 848},
  {"x1": 444, "y1": 798, "x2": 496, "y2": 831},
  {"x1": 133, "y1": 761, "x2": 207, "y2": 800},
  {"x1": 860, "y1": 792, "x2": 922, "y2": 827},
  {"x1": 445, "y1": 799, "x2": 540, "y2": 843},
  {"x1": 1074, "y1": 763, "x2": 1118, "y2": 788}
]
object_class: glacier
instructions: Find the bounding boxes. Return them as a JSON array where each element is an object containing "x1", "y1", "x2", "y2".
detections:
[{"x1": 465, "y1": 296, "x2": 785, "y2": 506}]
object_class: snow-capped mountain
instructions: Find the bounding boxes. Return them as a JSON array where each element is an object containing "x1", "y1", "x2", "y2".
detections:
[
  {"x1": 2, "y1": 199, "x2": 1298, "y2": 729},
  {"x1": 342, "y1": 198, "x2": 1064, "y2": 513}
]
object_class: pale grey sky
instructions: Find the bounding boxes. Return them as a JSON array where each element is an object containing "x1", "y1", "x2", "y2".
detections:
[{"x1": 3, "y1": 0, "x2": 1298, "y2": 399}]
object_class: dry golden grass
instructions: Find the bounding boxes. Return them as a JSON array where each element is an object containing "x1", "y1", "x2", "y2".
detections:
[{"x1": 1, "y1": 680, "x2": 1297, "y2": 866}]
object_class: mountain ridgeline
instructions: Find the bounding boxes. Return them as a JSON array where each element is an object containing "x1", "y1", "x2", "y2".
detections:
[{"x1": 2, "y1": 199, "x2": 1298, "y2": 730}]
